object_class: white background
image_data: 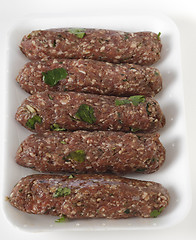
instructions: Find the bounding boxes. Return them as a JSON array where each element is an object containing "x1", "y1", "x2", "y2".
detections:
[{"x1": 0, "y1": 0, "x2": 196, "y2": 239}]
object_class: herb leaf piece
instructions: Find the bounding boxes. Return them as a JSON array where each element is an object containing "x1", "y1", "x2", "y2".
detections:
[
  {"x1": 115, "y1": 95, "x2": 145, "y2": 107},
  {"x1": 55, "y1": 215, "x2": 67, "y2": 223},
  {"x1": 150, "y1": 207, "x2": 164, "y2": 218},
  {"x1": 42, "y1": 68, "x2": 68, "y2": 86},
  {"x1": 124, "y1": 209, "x2": 130, "y2": 214},
  {"x1": 135, "y1": 168, "x2": 147, "y2": 172},
  {"x1": 129, "y1": 95, "x2": 146, "y2": 106},
  {"x1": 53, "y1": 187, "x2": 71, "y2": 198},
  {"x1": 68, "y1": 174, "x2": 75, "y2": 179},
  {"x1": 48, "y1": 94, "x2": 53, "y2": 100},
  {"x1": 75, "y1": 104, "x2": 96, "y2": 124},
  {"x1": 50, "y1": 123, "x2": 67, "y2": 131},
  {"x1": 124, "y1": 34, "x2": 129, "y2": 40},
  {"x1": 68, "y1": 28, "x2": 86, "y2": 38},
  {"x1": 115, "y1": 99, "x2": 131, "y2": 106},
  {"x1": 66, "y1": 150, "x2": 86, "y2": 163},
  {"x1": 129, "y1": 127, "x2": 140, "y2": 133},
  {"x1": 157, "y1": 32, "x2": 161, "y2": 40},
  {"x1": 26, "y1": 115, "x2": 42, "y2": 129},
  {"x1": 146, "y1": 102, "x2": 151, "y2": 116}
]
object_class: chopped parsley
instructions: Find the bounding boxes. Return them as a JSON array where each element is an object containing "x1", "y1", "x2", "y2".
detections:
[
  {"x1": 124, "y1": 209, "x2": 130, "y2": 214},
  {"x1": 48, "y1": 94, "x2": 53, "y2": 100},
  {"x1": 135, "y1": 168, "x2": 147, "y2": 172},
  {"x1": 68, "y1": 174, "x2": 75, "y2": 179},
  {"x1": 115, "y1": 99, "x2": 131, "y2": 106},
  {"x1": 42, "y1": 68, "x2": 68, "y2": 86},
  {"x1": 124, "y1": 34, "x2": 129, "y2": 40},
  {"x1": 129, "y1": 127, "x2": 140, "y2": 133},
  {"x1": 115, "y1": 95, "x2": 146, "y2": 107},
  {"x1": 75, "y1": 104, "x2": 96, "y2": 124},
  {"x1": 26, "y1": 115, "x2": 42, "y2": 129},
  {"x1": 151, "y1": 158, "x2": 159, "y2": 163},
  {"x1": 66, "y1": 150, "x2": 86, "y2": 163},
  {"x1": 50, "y1": 123, "x2": 67, "y2": 131},
  {"x1": 68, "y1": 28, "x2": 86, "y2": 38},
  {"x1": 53, "y1": 187, "x2": 71, "y2": 198},
  {"x1": 55, "y1": 215, "x2": 67, "y2": 223},
  {"x1": 117, "y1": 112, "x2": 123, "y2": 124},
  {"x1": 150, "y1": 207, "x2": 164, "y2": 218},
  {"x1": 53, "y1": 39, "x2": 57, "y2": 47},
  {"x1": 60, "y1": 141, "x2": 67, "y2": 144},
  {"x1": 146, "y1": 102, "x2": 151, "y2": 116},
  {"x1": 157, "y1": 32, "x2": 161, "y2": 40},
  {"x1": 129, "y1": 95, "x2": 146, "y2": 106}
]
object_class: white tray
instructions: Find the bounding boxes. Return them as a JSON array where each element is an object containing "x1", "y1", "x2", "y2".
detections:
[{"x1": 2, "y1": 13, "x2": 191, "y2": 231}]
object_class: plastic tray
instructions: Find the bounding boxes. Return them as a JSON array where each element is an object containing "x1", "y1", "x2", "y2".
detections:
[{"x1": 2, "y1": 13, "x2": 191, "y2": 231}]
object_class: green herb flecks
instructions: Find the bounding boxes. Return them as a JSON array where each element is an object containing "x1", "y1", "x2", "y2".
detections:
[
  {"x1": 115, "y1": 95, "x2": 145, "y2": 107},
  {"x1": 135, "y1": 168, "x2": 147, "y2": 172},
  {"x1": 150, "y1": 207, "x2": 164, "y2": 218},
  {"x1": 50, "y1": 123, "x2": 67, "y2": 131},
  {"x1": 68, "y1": 28, "x2": 86, "y2": 38},
  {"x1": 129, "y1": 127, "x2": 140, "y2": 133},
  {"x1": 129, "y1": 95, "x2": 146, "y2": 106},
  {"x1": 55, "y1": 215, "x2": 67, "y2": 223},
  {"x1": 62, "y1": 156, "x2": 70, "y2": 162},
  {"x1": 124, "y1": 34, "x2": 129, "y2": 40},
  {"x1": 146, "y1": 102, "x2": 151, "y2": 116},
  {"x1": 117, "y1": 112, "x2": 123, "y2": 124},
  {"x1": 115, "y1": 99, "x2": 131, "y2": 106},
  {"x1": 75, "y1": 104, "x2": 96, "y2": 124},
  {"x1": 151, "y1": 158, "x2": 159, "y2": 163},
  {"x1": 53, "y1": 187, "x2": 71, "y2": 198},
  {"x1": 154, "y1": 71, "x2": 159, "y2": 76},
  {"x1": 157, "y1": 32, "x2": 161, "y2": 40},
  {"x1": 68, "y1": 174, "x2": 75, "y2": 179},
  {"x1": 60, "y1": 141, "x2": 67, "y2": 144},
  {"x1": 122, "y1": 79, "x2": 128, "y2": 82},
  {"x1": 42, "y1": 68, "x2": 68, "y2": 86},
  {"x1": 66, "y1": 150, "x2": 86, "y2": 163},
  {"x1": 98, "y1": 148, "x2": 104, "y2": 153},
  {"x1": 48, "y1": 94, "x2": 53, "y2": 100},
  {"x1": 26, "y1": 115, "x2": 42, "y2": 130},
  {"x1": 53, "y1": 39, "x2": 57, "y2": 47},
  {"x1": 124, "y1": 209, "x2": 130, "y2": 214}
]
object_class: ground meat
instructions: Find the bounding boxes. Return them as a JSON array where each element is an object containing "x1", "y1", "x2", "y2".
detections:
[
  {"x1": 15, "y1": 91, "x2": 165, "y2": 133},
  {"x1": 20, "y1": 29, "x2": 162, "y2": 65},
  {"x1": 15, "y1": 131, "x2": 165, "y2": 174},
  {"x1": 9, "y1": 174, "x2": 169, "y2": 219},
  {"x1": 16, "y1": 59, "x2": 162, "y2": 96}
]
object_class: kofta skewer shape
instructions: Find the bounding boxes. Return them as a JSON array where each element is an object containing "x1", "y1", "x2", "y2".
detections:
[
  {"x1": 16, "y1": 59, "x2": 162, "y2": 96},
  {"x1": 20, "y1": 29, "x2": 162, "y2": 65},
  {"x1": 9, "y1": 174, "x2": 169, "y2": 219},
  {"x1": 16, "y1": 131, "x2": 165, "y2": 174},
  {"x1": 15, "y1": 91, "x2": 165, "y2": 133}
]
